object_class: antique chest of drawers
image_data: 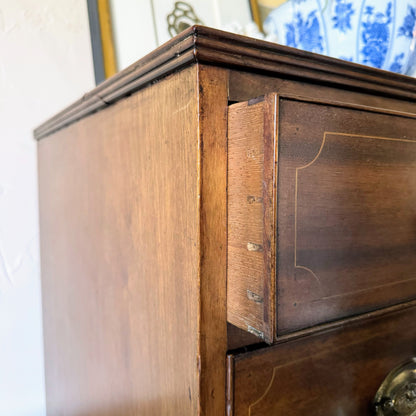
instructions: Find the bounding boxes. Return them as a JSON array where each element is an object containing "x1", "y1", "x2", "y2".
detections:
[{"x1": 35, "y1": 26, "x2": 416, "y2": 415}]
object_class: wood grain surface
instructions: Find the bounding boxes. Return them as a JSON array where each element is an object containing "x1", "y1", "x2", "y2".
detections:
[
  {"x1": 229, "y1": 301, "x2": 416, "y2": 416},
  {"x1": 229, "y1": 70, "x2": 416, "y2": 115},
  {"x1": 227, "y1": 92, "x2": 416, "y2": 337},
  {"x1": 39, "y1": 67, "x2": 201, "y2": 415},
  {"x1": 197, "y1": 64, "x2": 229, "y2": 416},
  {"x1": 35, "y1": 26, "x2": 416, "y2": 140},
  {"x1": 277, "y1": 96, "x2": 416, "y2": 333},
  {"x1": 227, "y1": 95, "x2": 277, "y2": 344},
  {"x1": 36, "y1": 25, "x2": 416, "y2": 415}
]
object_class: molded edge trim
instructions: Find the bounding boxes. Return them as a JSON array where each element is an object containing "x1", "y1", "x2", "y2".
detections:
[{"x1": 34, "y1": 25, "x2": 416, "y2": 140}]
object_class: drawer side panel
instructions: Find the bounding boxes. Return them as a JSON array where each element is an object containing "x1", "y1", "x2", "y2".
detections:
[{"x1": 227, "y1": 95, "x2": 278, "y2": 343}]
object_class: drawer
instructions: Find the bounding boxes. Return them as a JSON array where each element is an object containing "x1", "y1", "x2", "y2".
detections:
[
  {"x1": 227, "y1": 94, "x2": 416, "y2": 341},
  {"x1": 227, "y1": 301, "x2": 416, "y2": 415}
]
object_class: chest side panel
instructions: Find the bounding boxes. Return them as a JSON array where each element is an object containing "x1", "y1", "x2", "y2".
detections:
[{"x1": 38, "y1": 67, "x2": 200, "y2": 415}]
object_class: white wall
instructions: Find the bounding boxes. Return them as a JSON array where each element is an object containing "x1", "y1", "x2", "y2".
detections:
[
  {"x1": 110, "y1": 0, "x2": 253, "y2": 71},
  {"x1": 0, "y1": 1, "x2": 95, "y2": 414},
  {"x1": 110, "y1": 0, "x2": 158, "y2": 71}
]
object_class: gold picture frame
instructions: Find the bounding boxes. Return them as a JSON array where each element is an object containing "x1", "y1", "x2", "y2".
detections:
[
  {"x1": 87, "y1": 0, "x2": 117, "y2": 84},
  {"x1": 250, "y1": 0, "x2": 289, "y2": 32}
]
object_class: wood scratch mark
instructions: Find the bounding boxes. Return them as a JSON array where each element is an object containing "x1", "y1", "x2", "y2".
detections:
[{"x1": 172, "y1": 99, "x2": 192, "y2": 116}]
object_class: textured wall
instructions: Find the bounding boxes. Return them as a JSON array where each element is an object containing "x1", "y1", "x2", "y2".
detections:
[{"x1": 0, "y1": 1, "x2": 94, "y2": 414}]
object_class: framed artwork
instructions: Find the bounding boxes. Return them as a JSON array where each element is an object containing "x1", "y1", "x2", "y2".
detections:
[
  {"x1": 249, "y1": 0, "x2": 288, "y2": 31},
  {"x1": 151, "y1": 0, "x2": 253, "y2": 46},
  {"x1": 87, "y1": 0, "x2": 117, "y2": 84},
  {"x1": 88, "y1": 0, "x2": 254, "y2": 82}
]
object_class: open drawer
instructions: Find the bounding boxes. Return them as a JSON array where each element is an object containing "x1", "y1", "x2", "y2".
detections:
[
  {"x1": 227, "y1": 94, "x2": 416, "y2": 342},
  {"x1": 227, "y1": 301, "x2": 416, "y2": 415}
]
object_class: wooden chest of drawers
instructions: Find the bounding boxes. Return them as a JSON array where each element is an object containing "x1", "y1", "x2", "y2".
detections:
[{"x1": 35, "y1": 26, "x2": 416, "y2": 415}]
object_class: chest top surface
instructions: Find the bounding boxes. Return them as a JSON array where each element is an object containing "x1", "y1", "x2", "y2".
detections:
[{"x1": 34, "y1": 25, "x2": 416, "y2": 141}]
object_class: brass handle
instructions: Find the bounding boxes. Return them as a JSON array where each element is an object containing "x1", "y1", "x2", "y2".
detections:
[{"x1": 374, "y1": 358, "x2": 416, "y2": 416}]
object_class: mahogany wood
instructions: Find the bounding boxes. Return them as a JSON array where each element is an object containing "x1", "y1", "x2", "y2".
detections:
[
  {"x1": 34, "y1": 26, "x2": 416, "y2": 141},
  {"x1": 38, "y1": 66, "x2": 224, "y2": 415},
  {"x1": 227, "y1": 93, "x2": 416, "y2": 337},
  {"x1": 228, "y1": 70, "x2": 416, "y2": 114},
  {"x1": 276, "y1": 96, "x2": 416, "y2": 333},
  {"x1": 197, "y1": 64, "x2": 229, "y2": 415},
  {"x1": 36, "y1": 25, "x2": 416, "y2": 416},
  {"x1": 228, "y1": 301, "x2": 416, "y2": 416}
]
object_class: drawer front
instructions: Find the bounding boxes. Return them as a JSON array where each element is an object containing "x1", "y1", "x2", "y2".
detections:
[
  {"x1": 228, "y1": 302, "x2": 416, "y2": 416},
  {"x1": 227, "y1": 95, "x2": 416, "y2": 339},
  {"x1": 277, "y1": 97, "x2": 416, "y2": 333}
]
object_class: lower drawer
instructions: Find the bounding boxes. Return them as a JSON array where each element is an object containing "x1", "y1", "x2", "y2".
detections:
[{"x1": 227, "y1": 301, "x2": 416, "y2": 415}]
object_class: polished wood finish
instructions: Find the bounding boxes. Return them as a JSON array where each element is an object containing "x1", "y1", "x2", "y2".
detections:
[
  {"x1": 228, "y1": 70, "x2": 416, "y2": 114},
  {"x1": 227, "y1": 92, "x2": 416, "y2": 337},
  {"x1": 38, "y1": 65, "x2": 225, "y2": 415},
  {"x1": 227, "y1": 95, "x2": 277, "y2": 344},
  {"x1": 228, "y1": 301, "x2": 416, "y2": 416},
  {"x1": 197, "y1": 64, "x2": 229, "y2": 415},
  {"x1": 277, "y1": 96, "x2": 416, "y2": 333},
  {"x1": 34, "y1": 26, "x2": 416, "y2": 141},
  {"x1": 36, "y1": 25, "x2": 416, "y2": 416}
]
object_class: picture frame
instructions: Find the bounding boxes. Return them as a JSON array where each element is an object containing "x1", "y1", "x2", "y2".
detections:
[
  {"x1": 88, "y1": 0, "x2": 255, "y2": 82},
  {"x1": 249, "y1": 0, "x2": 289, "y2": 32},
  {"x1": 87, "y1": 0, "x2": 117, "y2": 84}
]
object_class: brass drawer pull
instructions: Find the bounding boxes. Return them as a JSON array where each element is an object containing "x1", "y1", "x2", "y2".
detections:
[{"x1": 374, "y1": 358, "x2": 416, "y2": 415}]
